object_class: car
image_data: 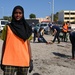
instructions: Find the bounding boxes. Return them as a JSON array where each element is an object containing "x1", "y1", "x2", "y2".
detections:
[
  {"x1": 34, "y1": 23, "x2": 50, "y2": 34},
  {"x1": 0, "y1": 20, "x2": 9, "y2": 32}
]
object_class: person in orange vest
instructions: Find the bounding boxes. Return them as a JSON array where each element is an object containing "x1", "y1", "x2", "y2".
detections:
[
  {"x1": 62, "y1": 22, "x2": 68, "y2": 42},
  {"x1": 1, "y1": 5, "x2": 33, "y2": 75}
]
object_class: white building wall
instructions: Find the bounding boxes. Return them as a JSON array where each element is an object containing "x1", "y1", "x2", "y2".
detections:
[
  {"x1": 58, "y1": 10, "x2": 75, "y2": 23},
  {"x1": 36, "y1": 16, "x2": 51, "y2": 23}
]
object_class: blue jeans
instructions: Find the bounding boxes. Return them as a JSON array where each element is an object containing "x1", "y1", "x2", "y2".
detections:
[{"x1": 38, "y1": 35, "x2": 47, "y2": 43}]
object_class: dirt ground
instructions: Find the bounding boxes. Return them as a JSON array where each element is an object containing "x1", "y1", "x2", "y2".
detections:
[
  {"x1": 0, "y1": 34, "x2": 75, "y2": 75},
  {"x1": 28, "y1": 34, "x2": 75, "y2": 75}
]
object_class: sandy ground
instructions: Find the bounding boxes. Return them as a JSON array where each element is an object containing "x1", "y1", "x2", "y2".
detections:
[
  {"x1": 0, "y1": 34, "x2": 75, "y2": 75},
  {"x1": 28, "y1": 34, "x2": 75, "y2": 75}
]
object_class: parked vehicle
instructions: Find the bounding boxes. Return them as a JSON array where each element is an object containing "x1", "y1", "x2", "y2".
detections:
[
  {"x1": 0, "y1": 20, "x2": 9, "y2": 32},
  {"x1": 34, "y1": 23, "x2": 50, "y2": 34},
  {"x1": 70, "y1": 24, "x2": 75, "y2": 31}
]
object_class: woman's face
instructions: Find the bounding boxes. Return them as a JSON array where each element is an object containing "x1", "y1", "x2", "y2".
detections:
[{"x1": 14, "y1": 9, "x2": 23, "y2": 21}]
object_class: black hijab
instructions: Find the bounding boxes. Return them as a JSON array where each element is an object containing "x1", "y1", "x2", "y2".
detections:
[{"x1": 9, "y1": 5, "x2": 32, "y2": 41}]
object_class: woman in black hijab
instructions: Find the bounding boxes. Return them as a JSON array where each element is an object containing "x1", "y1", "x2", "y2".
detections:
[
  {"x1": 1, "y1": 5, "x2": 33, "y2": 75},
  {"x1": 9, "y1": 5, "x2": 32, "y2": 41}
]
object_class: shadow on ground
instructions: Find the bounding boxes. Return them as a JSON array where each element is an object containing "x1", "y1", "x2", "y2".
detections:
[
  {"x1": 33, "y1": 73, "x2": 40, "y2": 75},
  {"x1": 53, "y1": 52, "x2": 71, "y2": 58}
]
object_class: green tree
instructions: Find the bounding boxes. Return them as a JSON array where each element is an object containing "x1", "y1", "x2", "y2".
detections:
[
  {"x1": 3, "y1": 16, "x2": 12, "y2": 22},
  {"x1": 29, "y1": 13, "x2": 36, "y2": 18},
  {"x1": 54, "y1": 12, "x2": 58, "y2": 22}
]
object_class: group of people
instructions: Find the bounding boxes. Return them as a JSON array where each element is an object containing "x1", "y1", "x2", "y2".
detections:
[
  {"x1": 33, "y1": 23, "x2": 61, "y2": 44},
  {"x1": 0, "y1": 5, "x2": 75, "y2": 75},
  {"x1": 33, "y1": 22, "x2": 70, "y2": 44},
  {"x1": 33, "y1": 21, "x2": 75, "y2": 60},
  {"x1": 49, "y1": 22, "x2": 69, "y2": 44}
]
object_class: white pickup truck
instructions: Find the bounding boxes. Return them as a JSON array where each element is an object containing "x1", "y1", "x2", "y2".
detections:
[{"x1": 0, "y1": 20, "x2": 9, "y2": 32}]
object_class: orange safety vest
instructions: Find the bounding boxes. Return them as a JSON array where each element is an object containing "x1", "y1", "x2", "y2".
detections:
[
  {"x1": 2, "y1": 26, "x2": 30, "y2": 67},
  {"x1": 62, "y1": 24, "x2": 68, "y2": 32}
]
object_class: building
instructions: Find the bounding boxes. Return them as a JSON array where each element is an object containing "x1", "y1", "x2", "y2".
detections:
[
  {"x1": 58, "y1": 10, "x2": 75, "y2": 24},
  {"x1": 26, "y1": 18, "x2": 39, "y2": 26},
  {"x1": 26, "y1": 16, "x2": 51, "y2": 26},
  {"x1": 37, "y1": 16, "x2": 51, "y2": 23}
]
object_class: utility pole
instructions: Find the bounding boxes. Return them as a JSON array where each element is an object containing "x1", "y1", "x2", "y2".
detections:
[{"x1": 52, "y1": 0, "x2": 54, "y2": 22}]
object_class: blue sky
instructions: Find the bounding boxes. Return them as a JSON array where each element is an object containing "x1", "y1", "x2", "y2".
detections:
[{"x1": 0, "y1": 0, "x2": 75, "y2": 19}]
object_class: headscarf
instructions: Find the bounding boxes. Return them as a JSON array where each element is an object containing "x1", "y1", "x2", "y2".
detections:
[{"x1": 9, "y1": 5, "x2": 32, "y2": 41}]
